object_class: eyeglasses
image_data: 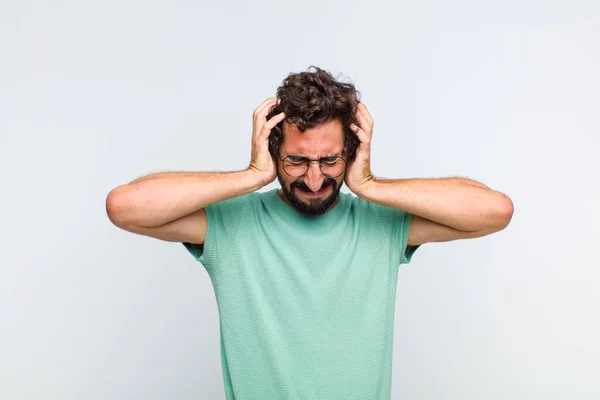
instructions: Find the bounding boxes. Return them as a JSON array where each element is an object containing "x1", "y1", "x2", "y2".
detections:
[{"x1": 279, "y1": 155, "x2": 347, "y2": 178}]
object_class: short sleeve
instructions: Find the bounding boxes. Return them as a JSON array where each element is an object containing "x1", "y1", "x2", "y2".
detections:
[
  {"x1": 181, "y1": 194, "x2": 251, "y2": 271},
  {"x1": 368, "y1": 202, "x2": 420, "y2": 266},
  {"x1": 392, "y1": 209, "x2": 420, "y2": 265},
  {"x1": 353, "y1": 195, "x2": 420, "y2": 266}
]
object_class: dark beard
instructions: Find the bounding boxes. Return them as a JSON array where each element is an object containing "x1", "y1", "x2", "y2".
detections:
[{"x1": 277, "y1": 174, "x2": 341, "y2": 217}]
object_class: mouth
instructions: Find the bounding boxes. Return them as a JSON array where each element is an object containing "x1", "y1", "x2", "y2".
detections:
[{"x1": 296, "y1": 184, "x2": 331, "y2": 197}]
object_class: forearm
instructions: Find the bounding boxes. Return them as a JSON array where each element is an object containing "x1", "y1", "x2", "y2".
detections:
[
  {"x1": 106, "y1": 169, "x2": 265, "y2": 228},
  {"x1": 355, "y1": 177, "x2": 513, "y2": 232}
]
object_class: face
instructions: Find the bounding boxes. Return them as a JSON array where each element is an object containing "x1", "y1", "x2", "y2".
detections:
[{"x1": 277, "y1": 118, "x2": 346, "y2": 217}]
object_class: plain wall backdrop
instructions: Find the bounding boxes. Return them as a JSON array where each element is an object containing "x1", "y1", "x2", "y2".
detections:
[{"x1": 1, "y1": 0, "x2": 599, "y2": 399}]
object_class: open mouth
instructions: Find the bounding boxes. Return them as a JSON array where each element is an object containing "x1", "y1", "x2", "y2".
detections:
[{"x1": 296, "y1": 184, "x2": 331, "y2": 196}]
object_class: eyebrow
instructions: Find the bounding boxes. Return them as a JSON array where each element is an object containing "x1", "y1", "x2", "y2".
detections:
[{"x1": 286, "y1": 153, "x2": 343, "y2": 160}]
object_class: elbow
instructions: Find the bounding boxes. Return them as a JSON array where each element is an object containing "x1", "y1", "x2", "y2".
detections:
[
  {"x1": 494, "y1": 192, "x2": 514, "y2": 231},
  {"x1": 477, "y1": 192, "x2": 514, "y2": 233},
  {"x1": 105, "y1": 185, "x2": 132, "y2": 228},
  {"x1": 502, "y1": 193, "x2": 514, "y2": 224}
]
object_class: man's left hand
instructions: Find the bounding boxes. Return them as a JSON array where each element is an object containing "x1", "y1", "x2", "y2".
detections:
[{"x1": 345, "y1": 102, "x2": 375, "y2": 195}]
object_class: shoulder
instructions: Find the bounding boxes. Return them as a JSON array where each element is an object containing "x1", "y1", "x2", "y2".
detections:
[
  {"x1": 203, "y1": 192, "x2": 262, "y2": 225},
  {"x1": 346, "y1": 191, "x2": 409, "y2": 220},
  {"x1": 209, "y1": 191, "x2": 259, "y2": 210}
]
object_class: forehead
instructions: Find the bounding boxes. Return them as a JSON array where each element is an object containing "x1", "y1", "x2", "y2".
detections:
[{"x1": 282, "y1": 119, "x2": 344, "y2": 157}]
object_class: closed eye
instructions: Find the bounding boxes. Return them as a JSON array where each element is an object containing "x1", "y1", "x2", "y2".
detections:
[{"x1": 286, "y1": 158, "x2": 308, "y2": 164}]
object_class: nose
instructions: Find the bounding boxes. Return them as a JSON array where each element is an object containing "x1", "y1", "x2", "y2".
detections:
[{"x1": 304, "y1": 161, "x2": 325, "y2": 192}]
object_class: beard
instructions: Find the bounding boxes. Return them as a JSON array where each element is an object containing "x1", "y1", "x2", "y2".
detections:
[{"x1": 277, "y1": 173, "x2": 342, "y2": 217}]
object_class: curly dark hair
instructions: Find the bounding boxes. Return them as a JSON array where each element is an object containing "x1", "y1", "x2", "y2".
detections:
[{"x1": 267, "y1": 66, "x2": 362, "y2": 164}]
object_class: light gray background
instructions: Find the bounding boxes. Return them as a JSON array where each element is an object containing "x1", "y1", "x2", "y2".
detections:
[{"x1": 1, "y1": 0, "x2": 598, "y2": 399}]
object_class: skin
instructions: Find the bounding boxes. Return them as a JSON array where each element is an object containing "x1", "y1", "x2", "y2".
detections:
[
  {"x1": 276, "y1": 119, "x2": 346, "y2": 217},
  {"x1": 106, "y1": 97, "x2": 513, "y2": 248},
  {"x1": 345, "y1": 102, "x2": 513, "y2": 246},
  {"x1": 274, "y1": 101, "x2": 514, "y2": 246}
]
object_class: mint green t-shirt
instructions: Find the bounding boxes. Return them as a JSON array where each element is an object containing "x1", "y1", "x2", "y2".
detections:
[{"x1": 183, "y1": 188, "x2": 419, "y2": 400}]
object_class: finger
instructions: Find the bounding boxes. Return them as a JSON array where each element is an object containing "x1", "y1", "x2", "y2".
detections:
[
  {"x1": 252, "y1": 99, "x2": 279, "y2": 138},
  {"x1": 350, "y1": 123, "x2": 370, "y2": 144},
  {"x1": 354, "y1": 110, "x2": 372, "y2": 138},
  {"x1": 260, "y1": 112, "x2": 286, "y2": 137},
  {"x1": 255, "y1": 97, "x2": 277, "y2": 112},
  {"x1": 256, "y1": 102, "x2": 279, "y2": 127},
  {"x1": 254, "y1": 98, "x2": 278, "y2": 119},
  {"x1": 357, "y1": 102, "x2": 374, "y2": 126}
]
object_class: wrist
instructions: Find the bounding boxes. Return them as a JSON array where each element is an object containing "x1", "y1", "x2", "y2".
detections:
[
  {"x1": 352, "y1": 177, "x2": 378, "y2": 201},
  {"x1": 244, "y1": 167, "x2": 274, "y2": 190}
]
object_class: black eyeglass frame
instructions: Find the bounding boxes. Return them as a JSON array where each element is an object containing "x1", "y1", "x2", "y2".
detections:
[{"x1": 278, "y1": 155, "x2": 347, "y2": 178}]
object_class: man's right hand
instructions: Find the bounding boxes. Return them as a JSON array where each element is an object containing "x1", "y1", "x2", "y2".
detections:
[{"x1": 248, "y1": 97, "x2": 286, "y2": 186}]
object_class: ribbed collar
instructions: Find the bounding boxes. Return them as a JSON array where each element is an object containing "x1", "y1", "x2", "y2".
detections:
[{"x1": 260, "y1": 188, "x2": 350, "y2": 232}]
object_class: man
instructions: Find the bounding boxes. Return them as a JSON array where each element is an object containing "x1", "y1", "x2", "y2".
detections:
[{"x1": 106, "y1": 66, "x2": 513, "y2": 399}]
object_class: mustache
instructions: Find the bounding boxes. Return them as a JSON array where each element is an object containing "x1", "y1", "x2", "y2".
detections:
[{"x1": 291, "y1": 178, "x2": 336, "y2": 192}]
